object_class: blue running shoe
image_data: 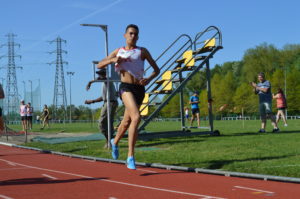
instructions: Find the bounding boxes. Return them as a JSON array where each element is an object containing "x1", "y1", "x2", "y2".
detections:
[
  {"x1": 127, "y1": 156, "x2": 136, "y2": 170},
  {"x1": 110, "y1": 139, "x2": 119, "y2": 160}
]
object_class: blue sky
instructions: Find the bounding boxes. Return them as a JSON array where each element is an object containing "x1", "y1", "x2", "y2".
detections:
[{"x1": 0, "y1": 0, "x2": 299, "y2": 110}]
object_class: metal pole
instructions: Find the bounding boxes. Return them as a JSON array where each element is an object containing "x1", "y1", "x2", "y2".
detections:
[
  {"x1": 179, "y1": 72, "x2": 185, "y2": 130},
  {"x1": 80, "y1": 24, "x2": 113, "y2": 148},
  {"x1": 284, "y1": 66, "x2": 287, "y2": 117},
  {"x1": 28, "y1": 80, "x2": 32, "y2": 104},
  {"x1": 104, "y1": 26, "x2": 112, "y2": 148},
  {"x1": 69, "y1": 74, "x2": 72, "y2": 123},
  {"x1": 70, "y1": 74, "x2": 72, "y2": 123},
  {"x1": 38, "y1": 79, "x2": 41, "y2": 111},
  {"x1": 205, "y1": 60, "x2": 214, "y2": 132},
  {"x1": 67, "y1": 72, "x2": 74, "y2": 123},
  {"x1": 22, "y1": 81, "x2": 26, "y2": 102}
]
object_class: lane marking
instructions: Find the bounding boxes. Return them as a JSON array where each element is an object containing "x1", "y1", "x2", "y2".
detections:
[
  {"x1": 137, "y1": 168, "x2": 157, "y2": 173},
  {"x1": 42, "y1": 174, "x2": 57, "y2": 180},
  {"x1": 0, "y1": 158, "x2": 225, "y2": 199},
  {"x1": 0, "y1": 142, "x2": 14, "y2": 147},
  {"x1": 7, "y1": 162, "x2": 16, "y2": 166},
  {"x1": 83, "y1": 159, "x2": 96, "y2": 163},
  {"x1": 0, "y1": 195, "x2": 14, "y2": 199},
  {"x1": 234, "y1": 186, "x2": 274, "y2": 194},
  {"x1": 0, "y1": 167, "x2": 29, "y2": 171}
]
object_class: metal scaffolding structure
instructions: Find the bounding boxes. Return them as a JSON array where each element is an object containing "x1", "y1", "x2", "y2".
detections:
[
  {"x1": 0, "y1": 33, "x2": 22, "y2": 120},
  {"x1": 48, "y1": 37, "x2": 68, "y2": 121}
]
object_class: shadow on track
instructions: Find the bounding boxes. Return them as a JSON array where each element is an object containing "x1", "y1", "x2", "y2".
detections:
[{"x1": 0, "y1": 177, "x2": 108, "y2": 186}]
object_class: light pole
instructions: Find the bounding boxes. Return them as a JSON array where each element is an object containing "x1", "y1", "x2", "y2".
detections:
[
  {"x1": 80, "y1": 23, "x2": 113, "y2": 148},
  {"x1": 67, "y1": 72, "x2": 75, "y2": 123},
  {"x1": 284, "y1": 66, "x2": 288, "y2": 117},
  {"x1": 38, "y1": 79, "x2": 41, "y2": 111},
  {"x1": 22, "y1": 81, "x2": 26, "y2": 102},
  {"x1": 28, "y1": 80, "x2": 32, "y2": 104}
]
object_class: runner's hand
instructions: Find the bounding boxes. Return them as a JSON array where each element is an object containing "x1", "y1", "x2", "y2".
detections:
[
  {"x1": 86, "y1": 82, "x2": 92, "y2": 91},
  {"x1": 112, "y1": 56, "x2": 125, "y2": 64},
  {"x1": 85, "y1": 100, "x2": 92, "y2": 104},
  {"x1": 139, "y1": 78, "x2": 150, "y2": 86},
  {"x1": 250, "y1": 82, "x2": 257, "y2": 88}
]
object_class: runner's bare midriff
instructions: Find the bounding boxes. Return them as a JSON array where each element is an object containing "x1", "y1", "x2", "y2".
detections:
[{"x1": 119, "y1": 70, "x2": 142, "y2": 85}]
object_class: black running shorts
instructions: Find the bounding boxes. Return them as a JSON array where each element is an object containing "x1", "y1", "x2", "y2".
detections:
[
  {"x1": 119, "y1": 82, "x2": 145, "y2": 105},
  {"x1": 191, "y1": 108, "x2": 200, "y2": 114}
]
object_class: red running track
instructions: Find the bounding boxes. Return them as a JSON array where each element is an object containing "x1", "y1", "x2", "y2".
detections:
[{"x1": 0, "y1": 144, "x2": 299, "y2": 199}]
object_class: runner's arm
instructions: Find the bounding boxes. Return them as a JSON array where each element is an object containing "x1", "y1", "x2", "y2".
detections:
[
  {"x1": 85, "y1": 97, "x2": 103, "y2": 104},
  {"x1": 97, "y1": 49, "x2": 124, "y2": 69},
  {"x1": 140, "y1": 48, "x2": 160, "y2": 85}
]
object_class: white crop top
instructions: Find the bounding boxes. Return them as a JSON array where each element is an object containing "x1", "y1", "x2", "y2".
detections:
[
  {"x1": 115, "y1": 47, "x2": 144, "y2": 80},
  {"x1": 20, "y1": 105, "x2": 27, "y2": 116}
]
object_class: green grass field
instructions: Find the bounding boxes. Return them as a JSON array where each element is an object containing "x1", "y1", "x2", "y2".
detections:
[{"x1": 19, "y1": 119, "x2": 300, "y2": 178}]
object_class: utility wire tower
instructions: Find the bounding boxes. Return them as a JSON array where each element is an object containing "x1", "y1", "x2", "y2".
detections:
[
  {"x1": 0, "y1": 33, "x2": 22, "y2": 120},
  {"x1": 48, "y1": 37, "x2": 68, "y2": 121}
]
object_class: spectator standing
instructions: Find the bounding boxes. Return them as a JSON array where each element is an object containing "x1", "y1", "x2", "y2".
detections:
[
  {"x1": 189, "y1": 92, "x2": 200, "y2": 128},
  {"x1": 40, "y1": 104, "x2": 50, "y2": 129},
  {"x1": 19, "y1": 100, "x2": 27, "y2": 132},
  {"x1": 26, "y1": 102, "x2": 34, "y2": 130},
  {"x1": 85, "y1": 68, "x2": 119, "y2": 149},
  {"x1": 273, "y1": 88, "x2": 288, "y2": 127},
  {"x1": 250, "y1": 72, "x2": 279, "y2": 133}
]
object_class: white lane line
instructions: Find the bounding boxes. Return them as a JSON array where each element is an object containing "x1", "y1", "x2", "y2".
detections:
[
  {"x1": 234, "y1": 186, "x2": 274, "y2": 194},
  {"x1": 0, "y1": 158, "x2": 225, "y2": 199},
  {"x1": 0, "y1": 142, "x2": 14, "y2": 147},
  {"x1": 137, "y1": 168, "x2": 157, "y2": 173},
  {"x1": 0, "y1": 194, "x2": 14, "y2": 199},
  {"x1": 7, "y1": 162, "x2": 16, "y2": 166},
  {"x1": 42, "y1": 174, "x2": 57, "y2": 180},
  {"x1": 83, "y1": 159, "x2": 96, "y2": 163},
  {"x1": 0, "y1": 167, "x2": 29, "y2": 171}
]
